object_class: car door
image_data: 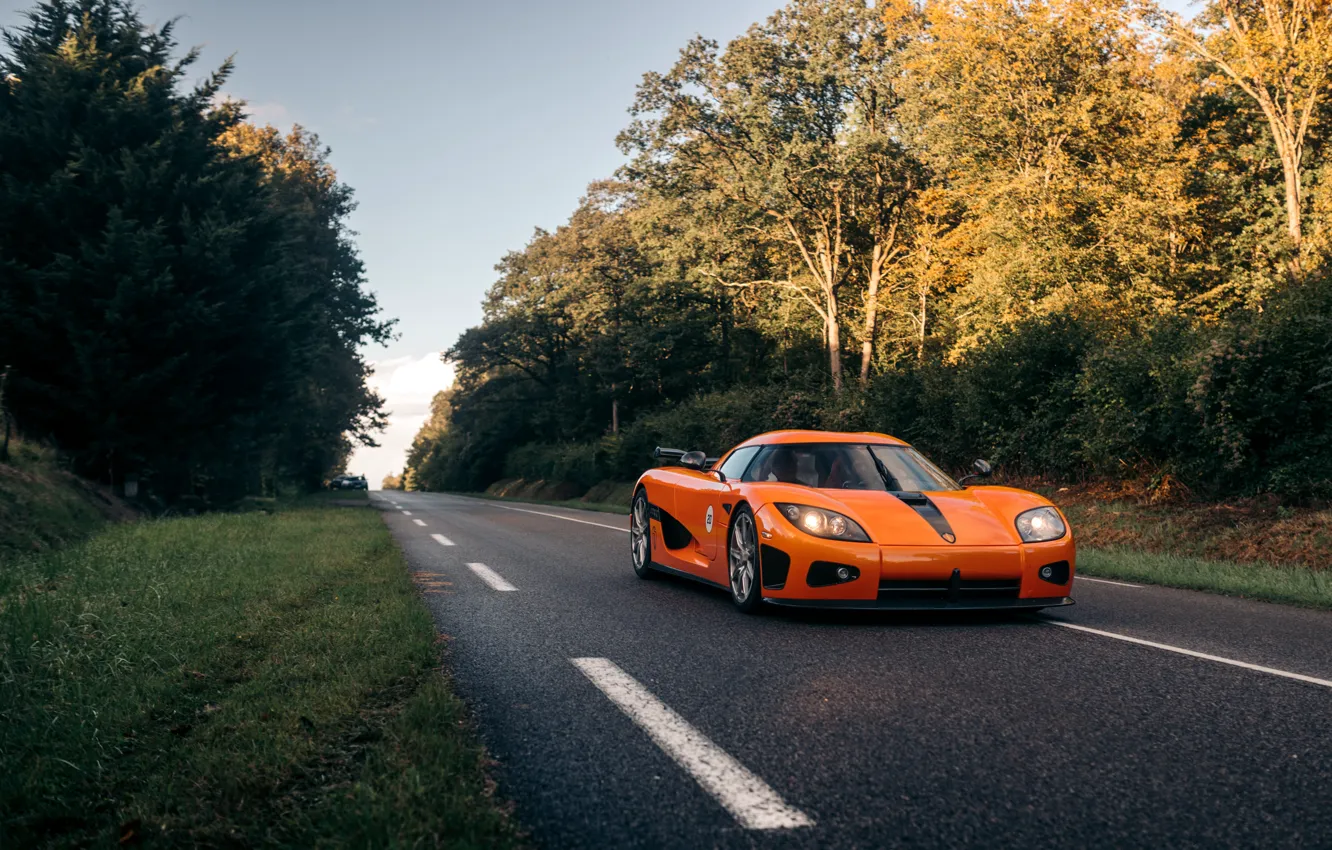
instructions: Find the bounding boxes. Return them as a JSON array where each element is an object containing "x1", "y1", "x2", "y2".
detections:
[
  {"x1": 672, "y1": 470, "x2": 729, "y2": 565},
  {"x1": 675, "y1": 447, "x2": 764, "y2": 566}
]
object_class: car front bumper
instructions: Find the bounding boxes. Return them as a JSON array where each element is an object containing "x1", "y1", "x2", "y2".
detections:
[
  {"x1": 763, "y1": 594, "x2": 1073, "y2": 611},
  {"x1": 752, "y1": 503, "x2": 1077, "y2": 610}
]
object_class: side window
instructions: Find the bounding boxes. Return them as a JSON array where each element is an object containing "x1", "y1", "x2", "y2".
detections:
[
  {"x1": 740, "y1": 446, "x2": 776, "y2": 482},
  {"x1": 718, "y1": 446, "x2": 761, "y2": 481}
]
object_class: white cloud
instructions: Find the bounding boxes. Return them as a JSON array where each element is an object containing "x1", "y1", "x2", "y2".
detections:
[
  {"x1": 246, "y1": 101, "x2": 292, "y2": 127},
  {"x1": 348, "y1": 352, "x2": 454, "y2": 489},
  {"x1": 215, "y1": 92, "x2": 293, "y2": 127}
]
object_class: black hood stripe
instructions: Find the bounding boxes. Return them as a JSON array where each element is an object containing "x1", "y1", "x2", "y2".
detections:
[{"x1": 892, "y1": 492, "x2": 956, "y2": 544}]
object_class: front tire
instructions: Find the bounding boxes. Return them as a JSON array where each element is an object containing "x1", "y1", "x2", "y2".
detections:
[
  {"x1": 630, "y1": 488, "x2": 655, "y2": 579},
  {"x1": 727, "y1": 505, "x2": 762, "y2": 613}
]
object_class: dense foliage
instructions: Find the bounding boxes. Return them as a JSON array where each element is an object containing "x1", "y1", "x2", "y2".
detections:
[
  {"x1": 404, "y1": 0, "x2": 1331, "y2": 501},
  {"x1": 0, "y1": 1, "x2": 390, "y2": 501}
]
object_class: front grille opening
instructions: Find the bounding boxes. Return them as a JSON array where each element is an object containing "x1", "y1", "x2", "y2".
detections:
[{"x1": 878, "y1": 578, "x2": 1020, "y2": 603}]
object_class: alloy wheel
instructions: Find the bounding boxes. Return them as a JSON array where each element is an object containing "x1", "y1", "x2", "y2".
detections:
[{"x1": 729, "y1": 512, "x2": 757, "y2": 602}]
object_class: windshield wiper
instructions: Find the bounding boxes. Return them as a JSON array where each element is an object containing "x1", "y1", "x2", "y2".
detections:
[{"x1": 867, "y1": 448, "x2": 901, "y2": 492}]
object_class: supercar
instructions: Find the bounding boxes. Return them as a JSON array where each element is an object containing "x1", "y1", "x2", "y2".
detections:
[{"x1": 629, "y1": 430, "x2": 1076, "y2": 613}]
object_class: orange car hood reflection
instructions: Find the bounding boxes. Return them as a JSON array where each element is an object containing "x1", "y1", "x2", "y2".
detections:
[{"x1": 757, "y1": 486, "x2": 1020, "y2": 547}]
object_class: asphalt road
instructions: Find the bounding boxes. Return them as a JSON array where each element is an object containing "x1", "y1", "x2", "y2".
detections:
[{"x1": 375, "y1": 491, "x2": 1332, "y2": 849}]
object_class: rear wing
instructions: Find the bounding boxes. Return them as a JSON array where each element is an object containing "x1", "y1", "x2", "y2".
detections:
[{"x1": 653, "y1": 446, "x2": 720, "y2": 468}]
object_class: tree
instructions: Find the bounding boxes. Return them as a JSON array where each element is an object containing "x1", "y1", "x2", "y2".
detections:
[
  {"x1": 1167, "y1": 0, "x2": 1332, "y2": 272},
  {"x1": 221, "y1": 123, "x2": 392, "y2": 490},
  {"x1": 0, "y1": 1, "x2": 389, "y2": 498},
  {"x1": 901, "y1": 0, "x2": 1195, "y2": 352},
  {"x1": 620, "y1": 0, "x2": 921, "y2": 390}
]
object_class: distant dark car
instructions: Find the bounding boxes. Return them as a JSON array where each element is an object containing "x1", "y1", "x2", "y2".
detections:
[{"x1": 329, "y1": 475, "x2": 368, "y2": 490}]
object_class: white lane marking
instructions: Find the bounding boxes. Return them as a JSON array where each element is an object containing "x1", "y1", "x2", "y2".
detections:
[
  {"x1": 402, "y1": 510, "x2": 413, "y2": 516},
  {"x1": 467, "y1": 562, "x2": 517, "y2": 592},
  {"x1": 571, "y1": 657, "x2": 814, "y2": 830},
  {"x1": 431, "y1": 533, "x2": 455, "y2": 547},
  {"x1": 490, "y1": 502, "x2": 629, "y2": 533},
  {"x1": 413, "y1": 519, "x2": 427, "y2": 527},
  {"x1": 1051, "y1": 621, "x2": 1332, "y2": 689},
  {"x1": 1077, "y1": 576, "x2": 1143, "y2": 588}
]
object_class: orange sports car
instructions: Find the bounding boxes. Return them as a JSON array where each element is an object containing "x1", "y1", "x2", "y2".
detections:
[{"x1": 629, "y1": 430, "x2": 1075, "y2": 613}]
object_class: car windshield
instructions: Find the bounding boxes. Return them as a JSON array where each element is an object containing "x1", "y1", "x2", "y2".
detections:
[{"x1": 741, "y1": 443, "x2": 961, "y2": 492}]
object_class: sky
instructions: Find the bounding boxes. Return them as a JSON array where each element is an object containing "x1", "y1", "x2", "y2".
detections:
[
  {"x1": 0, "y1": 0, "x2": 785, "y2": 486},
  {"x1": 0, "y1": 0, "x2": 1197, "y2": 487}
]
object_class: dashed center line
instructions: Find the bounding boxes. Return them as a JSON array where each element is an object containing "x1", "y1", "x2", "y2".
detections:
[
  {"x1": 402, "y1": 510, "x2": 413, "y2": 516},
  {"x1": 467, "y1": 563, "x2": 517, "y2": 592},
  {"x1": 431, "y1": 533, "x2": 455, "y2": 547},
  {"x1": 413, "y1": 519, "x2": 427, "y2": 527},
  {"x1": 1078, "y1": 576, "x2": 1143, "y2": 588},
  {"x1": 489, "y1": 503, "x2": 629, "y2": 533},
  {"x1": 571, "y1": 657, "x2": 813, "y2": 831},
  {"x1": 1050, "y1": 621, "x2": 1332, "y2": 689}
]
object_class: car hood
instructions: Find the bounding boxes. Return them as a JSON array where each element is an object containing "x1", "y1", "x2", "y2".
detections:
[{"x1": 756, "y1": 486, "x2": 1037, "y2": 547}]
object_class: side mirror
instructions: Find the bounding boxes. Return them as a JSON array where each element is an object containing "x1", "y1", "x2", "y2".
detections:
[
  {"x1": 712, "y1": 469, "x2": 727, "y2": 483},
  {"x1": 958, "y1": 458, "x2": 993, "y2": 487},
  {"x1": 680, "y1": 450, "x2": 707, "y2": 471}
]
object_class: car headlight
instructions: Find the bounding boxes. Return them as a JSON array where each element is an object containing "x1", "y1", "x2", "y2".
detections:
[
  {"x1": 775, "y1": 503, "x2": 871, "y2": 542},
  {"x1": 1015, "y1": 507, "x2": 1067, "y2": 543}
]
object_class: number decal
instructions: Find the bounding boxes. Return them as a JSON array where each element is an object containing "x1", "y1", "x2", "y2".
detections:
[{"x1": 705, "y1": 505, "x2": 714, "y2": 533}]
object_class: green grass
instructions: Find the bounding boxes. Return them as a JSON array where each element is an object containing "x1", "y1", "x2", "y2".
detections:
[
  {"x1": 1080, "y1": 547, "x2": 1332, "y2": 609},
  {"x1": 0, "y1": 493, "x2": 523, "y2": 848}
]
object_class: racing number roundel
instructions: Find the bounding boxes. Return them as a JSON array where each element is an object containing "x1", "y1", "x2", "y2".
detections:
[{"x1": 705, "y1": 505, "x2": 714, "y2": 533}]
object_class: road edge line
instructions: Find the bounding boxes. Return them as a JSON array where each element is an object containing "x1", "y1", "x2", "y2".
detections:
[
  {"x1": 489, "y1": 503, "x2": 629, "y2": 533},
  {"x1": 1050, "y1": 621, "x2": 1332, "y2": 689}
]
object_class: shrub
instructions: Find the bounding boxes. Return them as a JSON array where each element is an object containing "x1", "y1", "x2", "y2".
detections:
[
  {"x1": 1072, "y1": 318, "x2": 1205, "y2": 479},
  {"x1": 1187, "y1": 278, "x2": 1332, "y2": 499}
]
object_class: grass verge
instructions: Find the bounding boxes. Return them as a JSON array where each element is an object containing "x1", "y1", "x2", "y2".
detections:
[
  {"x1": 1078, "y1": 547, "x2": 1332, "y2": 609},
  {"x1": 0, "y1": 491, "x2": 523, "y2": 848}
]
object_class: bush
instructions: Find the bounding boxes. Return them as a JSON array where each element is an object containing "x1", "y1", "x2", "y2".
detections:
[
  {"x1": 1072, "y1": 318, "x2": 1205, "y2": 479},
  {"x1": 945, "y1": 313, "x2": 1095, "y2": 476},
  {"x1": 503, "y1": 442, "x2": 606, "y2": 491},
  {"x1": 1187, "y1": 279, "x2": 1332, "y2": 499}
]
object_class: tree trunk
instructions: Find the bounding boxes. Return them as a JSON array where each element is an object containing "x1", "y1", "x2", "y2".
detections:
[
  {"x1": 0, "y1": 365, "x2": 9, "y2": 463},
  {"x1": 860, "y1": 244, "x2": 883, "y2": 385},
  {"x1": 1255, "y1": 90, "x2": 1305, "y2": 274},
  {"x1": 1281, "y1": 146, "x2": 1303, "y2": 251},
  {"x1": 611, "y1": 398, "x2": 619, "y2": 435},
  {"x1": 827, "y1": 291, "x2": 842, "y2": 392},
  {"x1": 918, "y1": 282, "x2": 927, "y2": 361}
]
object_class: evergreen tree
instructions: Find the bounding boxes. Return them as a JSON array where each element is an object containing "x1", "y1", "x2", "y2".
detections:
[{"x1": 0, "y1": 1, "x2": 390, "y2": 499}]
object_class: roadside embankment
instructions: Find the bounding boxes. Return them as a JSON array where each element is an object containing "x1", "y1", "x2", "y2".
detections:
[
  {"x1": 0, "y1": 437, "x2": 136, "y2": 560},
  {"x1": 481, "y1": 478, "x2": 634, "y2": 514}
]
